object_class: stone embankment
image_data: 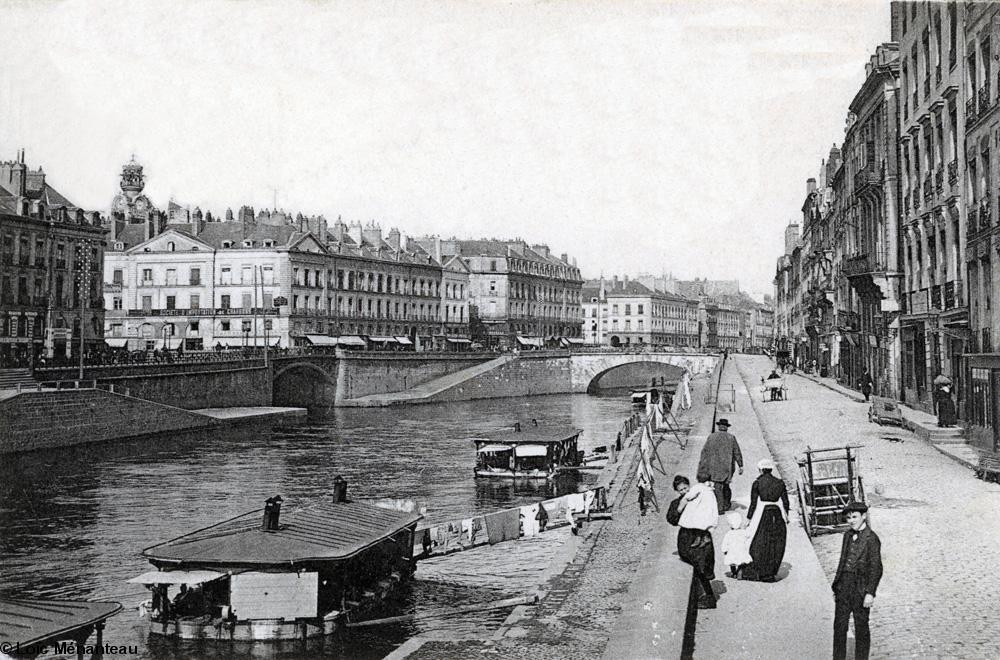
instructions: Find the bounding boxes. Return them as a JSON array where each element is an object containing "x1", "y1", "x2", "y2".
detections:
[{"x1": 0, "y1": 388, "x2": 306, "y2": 454}]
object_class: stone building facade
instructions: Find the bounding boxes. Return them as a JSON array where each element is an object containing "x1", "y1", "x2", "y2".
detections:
[
  {"x1": 0, "y1": 150, "x2": 105, "y2": 366},
  {"x1": 422, "y1": 238, "x2": 583, "y2": 349},
  {"x1": 898, "y1": 0, "x2": 969, "y2": 413},
  {"x1": 581, "y1": 277, "x2": 698, "y2": 347}
]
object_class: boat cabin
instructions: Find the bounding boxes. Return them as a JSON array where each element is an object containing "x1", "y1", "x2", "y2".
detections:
[
  {"x1": 472, "y1": 425, "x2": 582, "y2": 478},
  {"x1": 129, "y1": 484, "x2": 421, "y2": 642}
]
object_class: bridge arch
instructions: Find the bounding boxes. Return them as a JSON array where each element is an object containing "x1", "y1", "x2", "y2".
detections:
[
  {"x1": 568, "y1": 352, "x2": 718, "y2": 394},
  {"x1": 272, "y1": 361, "x2": 337, "y2": 409},
  {"x1": 585, "y1": 360, "x2": 687, "y2": 394}
]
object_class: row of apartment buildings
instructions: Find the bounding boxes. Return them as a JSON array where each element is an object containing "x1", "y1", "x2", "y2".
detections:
[
  {"x1": 581, "y1": 276, "x2": 774, "y2": 352},
  {"x1": 774, "y1": 2, "x2": 1000, "y2": 450},
  {"x1": 0, "y1": 155, "x2": 586, "y2": 363}
]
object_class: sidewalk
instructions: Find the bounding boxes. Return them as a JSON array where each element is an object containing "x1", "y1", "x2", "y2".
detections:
[
  {"x1": 796, "y1": 371, "x2": 985, "y2": 471},
  {"x1": 603, "y1": 357, "x2": 832, "y2": 659}
]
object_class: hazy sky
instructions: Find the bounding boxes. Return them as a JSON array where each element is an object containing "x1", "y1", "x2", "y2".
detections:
[{"x1": 0, "y1": 0, "x2": 891, "y2": 297}]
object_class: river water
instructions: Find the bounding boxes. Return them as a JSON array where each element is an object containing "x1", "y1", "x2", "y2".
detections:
[{"x1": 0, "y1": 392, "x2": 635, "y2": 659}]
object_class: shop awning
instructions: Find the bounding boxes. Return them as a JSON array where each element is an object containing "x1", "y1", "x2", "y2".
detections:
[
  {"x1": 395, "y1": 336, "x2": 413, "y2": 345},
  {"x1": 368, "y1": 336, "x2": 397, "y2": 343},
  {"x1": 104, "y1": 338, "x2": 129, "y2": 348},
  {"x1": 446, "y1": 337, "x2": 472, "y2": 344},
  {"x1": 337, "y1": 336, "x2": 368, "y2": 347},
  {"x1": 477, "y1": 444, "x2": 513, "y2": 453},
  {"x1": 305, "y1": 334, "x2": 339, "y2": 346},
  {"x1": 560, "y1": 337, "x2": 584, "y2": 346},
  {"x1": 514, "y1": 444, "x2": 548, "y2": 457},
  {"x1": 516, "y1": 336, "x2": 544, "y2": 347},
  {"x1": 128, "y1": 569, "x2": 228, "y2": 585}
]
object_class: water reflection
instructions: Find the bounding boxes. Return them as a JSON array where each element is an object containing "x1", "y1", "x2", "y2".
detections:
[{"x1": 0, "y1": 392, "x2": 632, "y2": 658}]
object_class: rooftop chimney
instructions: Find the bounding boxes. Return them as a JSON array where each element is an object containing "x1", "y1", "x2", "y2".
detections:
[
  {"x1": 262, "y1": 495, "x2": 283, "y2": 531},
  {"x1": 807, "y1": 177, "x2": 817, "y2": 194}
]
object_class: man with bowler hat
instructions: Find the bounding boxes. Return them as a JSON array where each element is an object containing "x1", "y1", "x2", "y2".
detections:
[
  {"x1": 697, "y1": 418, "x2": 743, "y2": 514},
  {"x1": 832, "y1": 501, "x2": 883, "y2": 660}
]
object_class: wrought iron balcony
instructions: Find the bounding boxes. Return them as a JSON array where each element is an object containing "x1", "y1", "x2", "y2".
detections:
[
  {"x1": 842, "y1": 254, "x2": 881, "y2": 278},
  {"x1": 935, "y1": 168, "x2": 944, "y2": 194},
  {"x1": 913, "y1": 191, "x2": 921, "y2": 212},
  {"x1": 944, "y1": 280, "x2": 964, "y2": 310},
  {"x1": 948, "y1": 159, "x2": 959, "y2": 185},
  {"x1": 931, "y1": 284, "x2": 943, "y2": 310},
  {"x1": 980, "y1": 198, "x2": 992, "y2": 230},
  {"x1": 967, "y1": 97, "x2": 978, "y2": 125},
  {"x1": 854, "y1": 164, "x2": 881, "y2": 192},
  {"x1": 980, "y1": 86, "x2": 992, "y2": 114}
]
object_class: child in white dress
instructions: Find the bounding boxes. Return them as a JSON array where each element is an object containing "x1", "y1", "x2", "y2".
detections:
[{"x1": 721, "y1": 511, "x2": 752, "y2": 578}]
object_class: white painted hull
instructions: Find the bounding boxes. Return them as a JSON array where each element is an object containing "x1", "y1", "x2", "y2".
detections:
[{"x1": 148, "y1": 614, "x2": 342, "y2": 641}]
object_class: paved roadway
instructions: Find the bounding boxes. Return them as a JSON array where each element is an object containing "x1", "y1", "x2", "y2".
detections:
[{"x1": 736, "y1": 354, "x2": 1000, "y2": 659}]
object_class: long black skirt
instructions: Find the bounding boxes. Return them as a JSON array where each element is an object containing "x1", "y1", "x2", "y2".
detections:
[
  {"x1": 677, "y1": 527, "x2": 715, "y2": 581},
  {"x1": 747, "y1": 508, "x2": 786, "y2": 579}
]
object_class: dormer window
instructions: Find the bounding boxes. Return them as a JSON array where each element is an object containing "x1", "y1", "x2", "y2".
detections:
[
  {"x1": 143, "y1": 248, "x2": 151, "y2": 252},
  {"x1": 263, "y1": 240, "x2": 275, "y2": 247},
  {"x1": 167, "y1": 241, "x2": 176, "y2": 252},
  {"x1": 114, "y1": 242, "x2": 124, "y2": 251},
  {"x1": 222, "y1": 241, "x2": 233, "y2": 249},
  {"x1": 243, "y1": 240, "x2": 253, "y2": 248},
  {"x1": 191, "y1": 246, "x2": 199, "y2": 250}
]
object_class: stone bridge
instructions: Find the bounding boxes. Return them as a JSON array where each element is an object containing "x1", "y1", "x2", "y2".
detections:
[{"x1": 568, "y1": 350, "x2": 720, "y2": 393}]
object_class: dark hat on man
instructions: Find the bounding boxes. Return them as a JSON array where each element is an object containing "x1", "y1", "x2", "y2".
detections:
[
  {"x1": 716, "y1": 418, "x2": 731, "y2": 428},
  {"x1": 843, "y1": 501, "x2": 868, "y2": 514}
]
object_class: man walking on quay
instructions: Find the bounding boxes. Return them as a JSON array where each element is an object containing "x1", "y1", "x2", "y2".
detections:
[
  {"x1": 858, "y1": 369, "x2": 874, "y2": 403},
  {"x1": 832, "y1": 502, "x2": 883, "y2": 660},
  {"x1": 697, "y1": 418, "x2": 743, "y2": 514}
]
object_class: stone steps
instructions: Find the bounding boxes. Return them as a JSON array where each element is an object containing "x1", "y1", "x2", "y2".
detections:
[{"x1": 0, "y1": 369, "x2": 36, "y2": 390}]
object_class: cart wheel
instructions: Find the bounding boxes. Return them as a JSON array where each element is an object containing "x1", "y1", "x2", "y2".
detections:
[{"x1": 796, "y1": 480, "x2": 812, "y2": 537}]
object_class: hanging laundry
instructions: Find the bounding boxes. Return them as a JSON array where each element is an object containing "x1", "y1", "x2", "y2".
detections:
[
  {"x1": 583, "y1": 490, "x2": 595, "y2": 517},
  {"x1": 521, "y1": 504, "x2": 540, "y2": 537},
  {"x1": 484, "y1": 508, "x2": 521, "y2": 544},
  {"x1": 471, "y1": 517, "x2": 485, "y2": 545},
  {"x1": 461, "y1": 518, "x2": 474, "y2": 545}
]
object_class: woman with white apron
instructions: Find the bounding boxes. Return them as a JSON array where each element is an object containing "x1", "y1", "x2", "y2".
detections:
[{"x1": 742, "y1": 458, "x2": 789, "y2": 582}]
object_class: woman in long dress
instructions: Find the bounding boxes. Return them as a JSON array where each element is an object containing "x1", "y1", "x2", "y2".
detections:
[{"x1": 742, "y1": 458, "x2": 789, "y2": 582}]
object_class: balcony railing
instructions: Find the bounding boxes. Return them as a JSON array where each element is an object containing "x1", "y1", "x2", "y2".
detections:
[
  {"x1": 979, "y1": 86, "x2": 992, "y2": 114},
  {"x1": 931, "y1": 284, "x2": 943, "y2": 310},
  {"x1": 935, "y1": 168, "x2": 944, "y2": 194},
  {"x1": 967, "y1": 97, "x2": 978, "y2": 125},
  {"x1": 854, "y1": 164, "x2": 881, "y2": 191},
  {"x1": 843, "y1": 254, "x2": 875, "y2": 277},
  {"x1": 944, "y1": 280, "x2": 964, "y2": 310},
  {"x1": 913, "y1": 190, "x2": 921, "y2": 212},
  {"x1": 981, "y1": 198, "x2": 992, "y2": 230},
  {"x1": 948, "y1": 159, "x2": 959, "y2": 185}
]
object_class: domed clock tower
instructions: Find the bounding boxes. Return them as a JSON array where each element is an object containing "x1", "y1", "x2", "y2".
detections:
[{"x1": 111, "y1": 157, "x2": 156, "y2": 223}]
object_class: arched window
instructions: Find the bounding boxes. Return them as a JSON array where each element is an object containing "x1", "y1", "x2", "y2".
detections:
[{"x1": 167, "y1": 241, "x2": 176, "y2": 252}]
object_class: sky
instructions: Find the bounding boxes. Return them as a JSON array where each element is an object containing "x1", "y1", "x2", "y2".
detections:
[{"x1": 0, "y1": 0, "x2": 892, "y2": 299}]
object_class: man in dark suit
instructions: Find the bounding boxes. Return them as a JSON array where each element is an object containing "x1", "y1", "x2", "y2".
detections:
[
  {"x1": 832, "y1": 501, "x2": 883, "y2": 660},
  {"x1": 697, "y1": 418, "x2": 743, "y2": 514}
]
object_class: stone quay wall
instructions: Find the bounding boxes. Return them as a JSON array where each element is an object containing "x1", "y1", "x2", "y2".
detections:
[
  {"x1": 419, "y1": 353, "x2": 574, "y2": 403},
  {"x1": 334, "y1": 353, "x2": 490, "y2": 402},
  {"x1": 0, "y1": 389, "x2": 215, "y2": 454}
]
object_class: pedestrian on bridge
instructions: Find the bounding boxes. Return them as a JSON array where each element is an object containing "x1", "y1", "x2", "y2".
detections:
[
  {"x1": 832, "y1": 501, "x2": 883, "y2": 660},
  {"x1": 697, "y1": 418, "x2": 744, "y2": 514}
]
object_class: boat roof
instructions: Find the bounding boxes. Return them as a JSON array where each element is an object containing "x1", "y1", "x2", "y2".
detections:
[
  {"x1": 0, "y1": 598, "x2": 122, "y2": 649},
  {"x1": 469, "y1": 427, "x2": 582, "y2": 445},
  {"x1": 142, "y1": 499, "x2": 421, "y2": 567}
]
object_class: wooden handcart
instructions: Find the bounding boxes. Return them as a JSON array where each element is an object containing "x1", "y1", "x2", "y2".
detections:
[
  {"x1": 795, "y1": 445, "x2": 865, "y2": 537},
  {"x1": 868, "y1": 395, "x2": 905, "y2": 427},
  {"x1": 760, "y1": 377, "x2": 788, "y2": 402}
]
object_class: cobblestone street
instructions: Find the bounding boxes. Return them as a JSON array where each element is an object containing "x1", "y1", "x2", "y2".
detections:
[{"x1": 736, "y1": 355, "x2": 1000, "y2": 659}]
